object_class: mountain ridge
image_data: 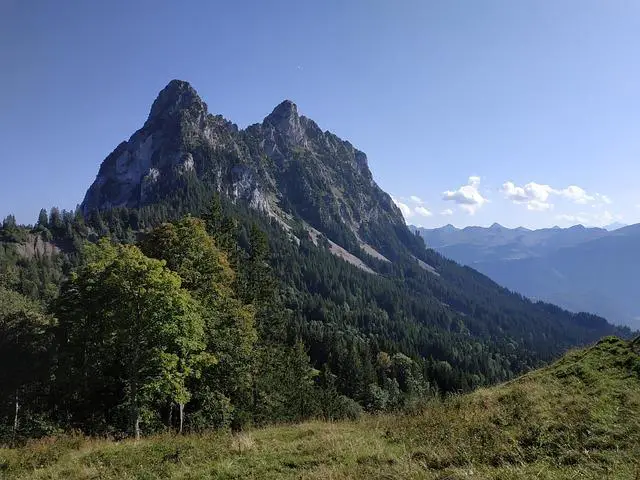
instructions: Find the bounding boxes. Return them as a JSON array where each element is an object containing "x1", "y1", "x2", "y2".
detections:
[{"x1": 413, "y1": 223, "x2": 640, "y2": 328}]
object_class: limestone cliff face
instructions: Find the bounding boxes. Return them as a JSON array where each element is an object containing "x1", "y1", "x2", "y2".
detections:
[
  {"x1": 82, "y1": 80, "x2": 262, "y2": 213},
  {"x1": 82, "y1": 80, "x2": 407, "y2": 257}
]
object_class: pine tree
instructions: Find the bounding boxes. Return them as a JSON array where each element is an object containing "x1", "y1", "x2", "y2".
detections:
[{"x1": 37, "y1": 209, "x2": 49, "y2": 229}]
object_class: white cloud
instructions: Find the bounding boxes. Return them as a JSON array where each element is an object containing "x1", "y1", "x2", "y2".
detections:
[
  {"x1": 442, "y1": 176, "x2": 488, "y2": 215},
  {"x1": 501, "y1": 181, "x2": 554, "y2": 211},
  {"x1": 392, "y1": 197, "x2": 413, "y2": 219},
  {"x1": 393, "y1": 195, "x2": 436, "y2": 220},
  {"x1": 558, "y1": 185, "x2": 594, "y2": 204},
  {"x1": 501, "y1": 181, "x2": 608, "y2": 211},
  {"x1": 440, "y1": 209, "x2": 454, "y2": 216},
  {"x1": 528, "y1": 199, "x2": 554, "y2": 211},
  {"x1": 468, "y1": 176, "x2": 481, "y2": 186},
  {"x1": 415, "y1": 206, "x2": 432, "y2": 217}
]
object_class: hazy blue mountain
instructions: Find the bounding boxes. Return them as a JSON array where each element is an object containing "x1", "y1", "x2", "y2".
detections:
[
  {"x1": 604, "y1": 222, "x2": 628, "y2": 231},
  {"x1": 413, "y1": 223, "x2": 640, "y2": 328}
]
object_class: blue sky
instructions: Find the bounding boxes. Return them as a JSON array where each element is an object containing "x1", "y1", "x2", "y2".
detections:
[{"x1": 1, "y1": 0, "x2": 639, "y2": 229}]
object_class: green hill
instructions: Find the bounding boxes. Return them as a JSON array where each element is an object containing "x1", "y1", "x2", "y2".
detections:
[{"x1": 2, "y1": 336, "x2": 638, "y2": 479}]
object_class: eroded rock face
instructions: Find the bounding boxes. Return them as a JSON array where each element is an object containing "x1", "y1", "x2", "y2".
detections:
[
  {"x1": 81, "y1": 80, "x2": 407, "y2": 257},
  {"x1": 82, "y1": 80, "x2": 256, "y2": 213},
  {"x1": 14, "y1": 234, "x2": 60, "y2": 259}
]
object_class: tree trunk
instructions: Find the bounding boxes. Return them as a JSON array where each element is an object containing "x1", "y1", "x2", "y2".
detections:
[
  {"x1": 167, "y1": 403, "x2": 173, "y2": 430},
  {"x1": 134, "y1": 414, "x2": 141, "y2": 440},
  {"x1": 13, "y1": 389, "x2": 19, "y2": 439},
  {"x1": 178, "y1": 403, "x2": 184, "y2": 435}
]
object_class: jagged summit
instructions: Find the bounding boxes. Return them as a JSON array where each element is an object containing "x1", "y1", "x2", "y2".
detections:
[
  {"x1": 262, "y1": 99, "x2": 307, "y2": 147},
  {"x1": 265, "y1": 99, "x2": 299, "y2": 122},
  {"x1": 81, "y1": 80, "x2": 403, "y2": 259},
  {"x1": 146, "y1": 79, "x2": 207, "y2": 123}
]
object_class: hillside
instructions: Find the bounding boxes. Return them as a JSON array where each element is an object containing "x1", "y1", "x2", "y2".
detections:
[
  {"x1": 0, "y1": 81, "x2": 632, "y2": 424},
  {"x1": 2, "y1": 336, "x2": 638, "y2": 479},
  {"x1": 414, "y1": 223, "x2": 640, "y2": 328}
]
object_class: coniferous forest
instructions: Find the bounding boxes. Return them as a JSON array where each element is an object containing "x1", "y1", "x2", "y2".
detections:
[{"x1": 0, "y1": 192, "x2": 630, "y2": 442}]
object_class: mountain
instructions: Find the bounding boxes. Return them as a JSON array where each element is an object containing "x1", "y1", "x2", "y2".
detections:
[
  {"x1": 3, "y1": 79, "x2": 631, "y2": 406},
  {"x1": 82, "y1": 80, "x2": 407, "y2": 262},
  {"x1": 413, "y1": 223, "x2": 640, "y2": 328},
  {"x1": 3, "y1": 335, "x2": 638, "y2": 478}
]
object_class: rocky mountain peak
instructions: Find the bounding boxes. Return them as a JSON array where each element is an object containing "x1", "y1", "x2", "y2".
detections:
[
  {"x1": 263, "y1": 99, "x2": 306, "y2": 145},
  {"x1": 146, "y1": 79, "x2": 207, "y2": 124},
  {"x1": 267, "y1": 99, "x2": 298, "y2": 120},
  {"x1": 82, "y1": 83, "x2": 409, "y2": 259}
]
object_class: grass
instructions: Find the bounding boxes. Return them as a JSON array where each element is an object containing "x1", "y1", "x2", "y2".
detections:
[{"x1": 1, "y1": 336, "x2": 639, "y2": 479}]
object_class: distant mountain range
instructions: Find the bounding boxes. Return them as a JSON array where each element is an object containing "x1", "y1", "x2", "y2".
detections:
[
  {"x1": 604, "y1": 222, "x2": 628, "y2": 231},
  {"x1": 412, "y1": 223, "x2": 640, "y2": 328}
]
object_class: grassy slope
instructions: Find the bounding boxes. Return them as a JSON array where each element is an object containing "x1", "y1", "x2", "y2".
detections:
[{"x1": 2, "y1": 337, "x2": 639, "y2": 479}]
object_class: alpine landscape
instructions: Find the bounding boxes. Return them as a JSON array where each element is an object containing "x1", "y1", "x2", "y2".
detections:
[{"x1": 1, "y1": 2, "x2": 639, "y2": 479}]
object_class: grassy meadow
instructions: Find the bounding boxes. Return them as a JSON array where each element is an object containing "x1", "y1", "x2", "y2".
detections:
[{"x1": 1, "y1": 336, "x2": 639, "y2": 479}]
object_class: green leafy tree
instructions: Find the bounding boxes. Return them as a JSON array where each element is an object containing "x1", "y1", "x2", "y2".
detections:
[
  {"x1": 0, "y1": 287, "x2": 54, "y2": 441},
  {"x1": 140, "y1": 218, "x2": 256, "y2": 429},
  {"x1": 55, "y1": 240, "x2": 207, "y2": 438}
]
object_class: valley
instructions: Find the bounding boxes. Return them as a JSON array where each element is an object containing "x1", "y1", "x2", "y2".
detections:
[{"x1": 413, "y1": 224, "x2": 640, "y2": 328}]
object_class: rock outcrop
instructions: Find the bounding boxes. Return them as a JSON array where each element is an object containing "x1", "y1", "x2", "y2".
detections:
[{"x1": 82, "y1": 80, "x2": 408, "y2": 260}]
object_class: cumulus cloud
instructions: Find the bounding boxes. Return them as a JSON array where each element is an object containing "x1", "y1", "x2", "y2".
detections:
[
  {"x1": 557, "y1": 185, "x2": 594, "y2": 204},
  {"x1": 392, "y1": 195, "x2": 435, "y2": 220},
  {"x1": 392, "y1": 197, "x2": 413, "y2": 218},
  {"x1": 440, "y1": 209, "x2": 454, "y2": 216},
  {"x1": 442, "y1": 176, "x2": 488, "y2": 215},
  {"x1": 468, "y1": 175, "x2": 481, "y2": 185},
  {"x1": 415, "y1": 206, "x2": 432, "y2": 217},
  {"x1": 501, "y1": 181, "x2": 554, "y2": 211},
  {"x1": 501, "y1": 181, "x2": 608, "y2": 211}
]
